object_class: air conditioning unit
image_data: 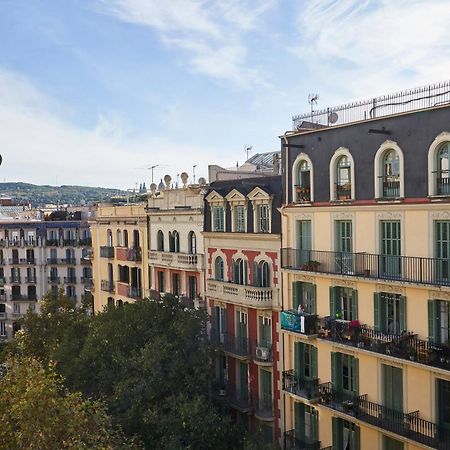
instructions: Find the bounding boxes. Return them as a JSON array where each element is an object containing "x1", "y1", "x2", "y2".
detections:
[
  {"x1": 218, "y1": 389, "x2": 227, "y2": 397},
  {"x1": 256, "y1": 346, "x2": 269, "y2": 361}
]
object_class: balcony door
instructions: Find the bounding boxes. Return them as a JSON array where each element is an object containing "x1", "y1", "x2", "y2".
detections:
[
  {"x1": 335, "y1": 220, "x2": 353, "y2": 274},
  {"x1": 380, "y1": 221, "x2": 401, "y2": 278},
  {"x1": 236, "y1": 311, "x2": 248, "y2": 353},
  {"x1": 238, "y1": 362, "x2": 249, "y2": 402},
  {"x1": 260, "y1": 369, "x2": 272, "y2": 412},
  {"x1": 296, "y1": 220, "x2": 311, "y2": 265},
  {"x1": 436, "y1": 221, "x2": 450, "y2": 282},
  {"x1": 383, "y1": 364, "x2": 403, "y2": 417},
  {"x1": 294, "y1": 403, "x2": 318, "y2": 446}
]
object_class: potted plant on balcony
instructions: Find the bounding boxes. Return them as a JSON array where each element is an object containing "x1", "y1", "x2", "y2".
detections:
[{"x1": 301, "y1": 260, "x2": 320, "y2": 272}]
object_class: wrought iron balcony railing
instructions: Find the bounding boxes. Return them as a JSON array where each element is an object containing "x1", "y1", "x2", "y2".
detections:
[
  {"x1": 48, "y1": 276, "x2": 60, "y2": 284},
  {"x1": 101, "y1": 280, "x2": 115, "y2": 292},
  {"x1": 282, "y1": 370, "x2": 319, "y2": 401},
  {"x1": 100, "y1": 246, "x2": 114, "y2": 258},
  {"x1": 284, "y1": 430, "x2": 320, "y2": 450},
  {"x1": 210, "y1": 330, "x2": 251, "y2": 359},
  {"x1": 433, "y1": 170, "x2": 450, "y2": 195},
  {"x1": 64, "y1": 276, "x2": 77, "y2": 284},
  {"x1": 294, "y1": 184, "x2": 311, "y2": 203},
  {"x1": 282, "y1": 248, "x2": 450, "y2": 286},
  {"x1": 281, "y1": 310, "x2": 318, "y2": 335},
  {"x1": 379, "y1": 175, "x2": 400, "y2": 198}
]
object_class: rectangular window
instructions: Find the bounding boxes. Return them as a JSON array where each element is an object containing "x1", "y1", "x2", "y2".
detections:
[
  {"x1": 213, "y1": 306, "x2": 227, "y2": 341},
  {"x1": 330, "y1": 287, "x2": 358, "y2": 321},
  {"x1": 381, "y1": 220, "x2": 401, "y2": 277},
  {"x1": 335, "y1": 220, "x2": 354, "y2": 273},
  {"x1": 258, "y1": 204, "x2": 270, "y2": 233},
  {"x1": 294, "y1": 342, "x2": 317, "y2": 381},
  {"x1": 436, "y1": 221, "x2": 450, "y2": 281},
  {"x1": 13, "y1": 303, "x2": 20, "y2": 313},
  {"x1": 258, "y1": 316, "x2": 272, "y2": 347},
  {"x1": 437, "y1": 378, "x2": 450, "y2": 429},
  {"x1": 294, "y1": 403, "x2": 318, "y2": 444},
  {"x1": 212, "y1": 206, "x2": 224, "y2": 232},
  {"x1": 374, "y1": 293, "x2": 406, "y2": 334},
  {"x1": 332, "y1": 418, "x2": 360, "y2": 450},
  {"x1": 0, "y1": 321, "x2": 5, "y2": 336},
  {"x1": 157, "y1": 271, "x2": 164, "y2": 292},
  {"x1": 332, "y1": 352, "x2": 358, "y2": 396},
  {"x1": 236, "y1": 310, "x2": 248, "y2": 354},
  {"x1": 428, "y1": 299, "x2": 450, "y2": 345},
  {"x1": 297, "y1": 220, "x2": 312, "y2": 265},
  {"x1": 383, "y1": 364, "x2": 403, "y2": 412},
  {"x1": 383, "y1": 435, "x2": 404, "y2": 450},
  {"x1": 260, "y1": 369, "x2": 272, "y2": 411},
  {"x1": 235, "y1": 205, "x2": 245, "y2": 232},
  {"x1": 238, "y1": 362, "x2": 249, "y2": 401},
  {"x1": 293, "y1": 281, "x2": 316, "y2": 314}
]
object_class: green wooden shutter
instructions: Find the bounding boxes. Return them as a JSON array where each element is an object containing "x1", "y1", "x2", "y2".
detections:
[
  {"x1": 311, "y1": 284, "x2": 317, "y2": 314},
  {"x1": 428, "y1": 299, "x2": 439, "y2": 344},
  {"x1": 332, "y1": 417, "x2": 342, "y2": 450},
  {"x1": 311, "y1": 407, "x2": 318, "y2": 442},
  {"x1": 399, "y1": 295, "x2": 407, "y2": 333},
  {"x1": 374, "y1": 293, "x2": 382, "y2": 332},
  {"x1": 352, "y1": 357, "x2": 359, "y2": 395},
  {"x1": 311, "y1": 346, "x2": 318, "y2": 379},
  {"x1": 293, "y1": 281, "x2": 303, "y2": 310},
  {"x1": 294, "y1": 401, "x2": 305, "y2": 440},
  {"x1": 353, "y1": 424, "x2": 360, "y2": 450},
  {"x1": 295, "y1": 341, "x2": 305, "y2": 379},
  {"x1": 330, "y1": 286, "x2": 337, "y2": 317},
  {"x1": 331, "y1": 352, "x2": 342, "y2": 391},
  {"x1": 351, "y1": 289, "x2": 358, "y2": 321}
]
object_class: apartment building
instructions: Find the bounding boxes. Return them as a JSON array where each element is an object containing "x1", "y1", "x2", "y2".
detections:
[
  {"x1": 91, "y1": 204, "x2": 148, "y2": 312},
  {"x1": 0, "y1": 213, "x2": 93, "y2": 340},
  {"x1": 205, "y1": 175, "x2": 283, "y2": 443},
  {"x1": 280, "y1": 81, "x2": 450, "y2": 450},
  {"x1": 147, "y1": 179, "x2": 205, "y2": 305}
]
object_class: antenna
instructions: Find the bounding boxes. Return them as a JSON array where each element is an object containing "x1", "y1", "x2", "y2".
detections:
[
  {"x1": 245, "y1": 145, "x2": 253, "y2": 161},
  {"x1": 308, "y1": 93, "x2": 319, "y2": 122},
  {"x1": 193, "y1": 165, "x2": 197, "y2": 184},
  {"x1": 150, "y1": 165, "x2": 158, "y2": 184}
]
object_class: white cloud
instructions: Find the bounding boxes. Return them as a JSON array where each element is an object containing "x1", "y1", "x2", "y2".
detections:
[
  {"x1": 0, "y1": 68, "x2": 211, "y2": 189},
  {"x1": 97, "y1": 0, "x2": 276, "y2": 87},
  {"x1": 294, "y1": 0, "x2": 450, "y2": 99}
]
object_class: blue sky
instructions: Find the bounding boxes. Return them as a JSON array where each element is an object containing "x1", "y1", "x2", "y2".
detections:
[{"x1": 1, "y1": 0, "x2": 450, "y2": 189}]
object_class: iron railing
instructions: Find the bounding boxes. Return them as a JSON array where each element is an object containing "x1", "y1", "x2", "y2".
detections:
[
  {"x1": 379, "y1": 175, "x2": 400, "y2": 198},
  {"x1": 294, "y1": 184, "x2": 311, "y2": 203},
  {"x1": 282, "y1": 370, "x2": 319, "y2": 400},
  {"x1": 101, "y1": 280, "x2": 115, "y2": 292},
  {"x1": 100, "y1": 246, "x2": 114, "y2": 258},
  {"x1": 282, "y1": 248, "x2": 450, "y2": 286},
  {"x1": 293, "y1": 80, "x2": 450, "y2": 130},
  {"x1": 284, "y1": 430, "x2": 320, "y2": 450},
  {"x1": 281, "y1": 310, "x2": 318, "y2": 335},
  {"x1": 434, "y1": 170, "x2": 450, "y2": 195},
  {"x1": 64, "y1": 276, "x2": 77, "y2": 284}
]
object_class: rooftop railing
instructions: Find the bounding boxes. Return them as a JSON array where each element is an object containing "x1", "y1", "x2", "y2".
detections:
[{"x1": 292, "y1": 80, "x2": 450, "y2": 130}]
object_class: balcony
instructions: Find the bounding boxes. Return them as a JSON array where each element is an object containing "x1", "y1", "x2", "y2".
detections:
[
  {"x1": 379, "y1": 175, "x2": 400, "y2": 198},
  {"x1": 101, "y1": 280, "x2": 115, "y2": 293},
  {"x1": 295, "y1": 185, "x2": 311, "y2": 203},
  {"x1": 206, "y1": 279, "x2": 277, "y2": 309},
  {"x1": 9, "y1": 276, "x2": 21, "y2": 283},
  {"x1": 0, "y1": 312, "x2": 6, "y2": 319},
  {"x1": 254, "y1": 397, "x2": 274, "y2": 421},
  {"x1": 80, "y1": 257, "x2": 92, "y2": 265},
  {"x1": 47, "y1": 258, "x2": 58, "y2": 265},
  {"x1": 282, "y1": 370, "x2": 319, "y2": 401},
  {"x1": 284, "y1": 431, "x2": 321, "y2": 450},
  {"x1": 434, "y1": 171, "x2": 450, "y2": 196},
  {"x1": 8, "y1": 259, "x2": 20, "y2": 265},
  {"x1": 224, "y1": 333, "x2": 250, "y2": 358},
  {"x1": 281, "y1": 310, "x2": 318, "y2": 336},
  {"x1": 46, "y1": 239, "x2": 59, "y2": 247},
  {"x1": 25, "y1": 276, "x2": 37, "y2": 283},
  {"x1": 80, "y1": 277, "x2": 93, "y2": 288},
  {"x1": 148, "y1": 250, "x2": 203, "y2": 270},
  {"x1": 281, "y1": 248, "x2": 450, "y2": 287},
  {"x1": 11, "y1": 294, "x2": 34, "y2": 301},
  {"x1": 319, "y1": 318, "x2": 450, "y2": 372},
  {"x1": 64, "y1": 276, "x2": 77, "y2": 284},
  {"x1": 335, "y1": 183, "x2": 351, "y2": 200},
  {"x1": 48, "y1": 276, "x2": 60, "y2": 284},
  {"x1": 127, "y1": 286, "x2": 141, "y2": 299},
  {"x1": 116, "y1": 247, "x2": 142, "y2": 262},
  {"x1": 79, "y1": 238, "x2": 92, "y2": 246},
  {"x1": 227, "y1": 386, "x2": 252, "y2": 413},
  {"x1": 253, "y1": 341, "x2": 273, "y2": 364},
  {"x1": 63, "y1": 239, "x2": 78, "y2": 247},
  {"x1": 318, "y1": 382, "x2": 450, "y2": 449},
  {"x1": 100, "y1": 246, "x2": 114, "y2": 258},
  {"x1": 61, "y1": 257, "x2": 76, "y2": 265},
  {"x1": 20, "y1": 258, "x2": 36, "y2": 265}
]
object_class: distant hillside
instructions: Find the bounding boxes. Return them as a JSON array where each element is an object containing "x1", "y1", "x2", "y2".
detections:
[{"x1": 0, "y1": 182, "x2": 129, "y2": 207}]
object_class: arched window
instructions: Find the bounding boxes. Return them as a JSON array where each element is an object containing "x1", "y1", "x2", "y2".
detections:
[
  {"x1": 254, "y1": 260, "x2": 270, "y2": 287},
  {"x1": 123, "y1": 230, "x2": 129, "y2": 247},
  {"x1": 232, "y1": 258, "x2": 248, "y2": 285},
  {"x1": 188, "y1": 231, "x2": 196, "y2": 254},
  {"x1": 157, "y1": 230, "x2": 164, "y2": 251},
  {"x1": 381, "y1": 150, "x2": 400, "y2": 198},
  {"x1": 117, "y1": 229, "x2": 122, "y2": 247},
  {"x1": 296, "y1": 160, "x2": 311, "y2": 202},
  {"x1": 336, "y1": 155, "x2": 351, "y2": 200},
  {"x1": 169, "y1": 231, "x2": 180, "y2": 252},
  {"x1": 215, "y1": 256, "x2": 224, "y2": 281},
  {"x1": 436, "y1": 142, "x2": 450, "y2": 195},
  {"x1": 107, "y1": 229, "x2": 113, "y2": 247}
]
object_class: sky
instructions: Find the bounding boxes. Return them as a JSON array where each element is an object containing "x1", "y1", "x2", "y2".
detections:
[{"x1": 1, "y1": 0, "x2": 450, "y2": 189}]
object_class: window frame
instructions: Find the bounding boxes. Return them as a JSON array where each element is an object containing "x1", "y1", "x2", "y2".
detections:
[
  {"x1": 292, "y1": 153, "x2": 314, "y2": 203},
  {"x1": 329, "y1": 147, "x2": 355, "y2": 201},
  {"x1": 374, "y1": 141, "x2": 404, "y2": 199}
]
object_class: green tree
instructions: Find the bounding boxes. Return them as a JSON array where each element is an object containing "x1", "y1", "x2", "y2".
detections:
[{"x1": 0, "y1": 356, "x2": 140, "y2": 450}]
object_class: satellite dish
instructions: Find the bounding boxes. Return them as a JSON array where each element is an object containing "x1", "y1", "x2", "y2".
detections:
[{"x1": 328, "y1": 112, "x2": 338, "y2": 124}]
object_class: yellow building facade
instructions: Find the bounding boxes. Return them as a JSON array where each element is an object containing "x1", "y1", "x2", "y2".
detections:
[
  {"x1": 91, "y1": 204, "x2": 148, "y2": 312},
  {"x1": 280, "y1": 84, "x2": 450, "y2": 450}
]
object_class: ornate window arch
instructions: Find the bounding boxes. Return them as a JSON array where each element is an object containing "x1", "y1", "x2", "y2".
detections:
[
  {"x1": 169, "y1": 230, "x2": 180, "y2": 253},
  {"x1": 428, "y1": 132, "x2": 450, "y2": 196},
  {"x1": 156, "y1": 230, "x2": 164, "y2": 251},
  {"x1": 232, "y1": 257, "x2": 248, "y2": 285},
  {"x1": 254, "y1": 260, "x2": 271, "y2": 287},
  {"x1": 292, "y1": 153, "x2": 314, "y2": 203},
  {"x1": 215, "y1": 256, "x2": 224, "y2": 281},
  {"x1": 106, "y1": 229, "x2": 113, "y2": 247},
  {"x1": 188, "y1": 231, "x2": 196, "y2": 254},
  {"x1": 374, "y1": 140, "x2": 404, "y2": 199},
  {"x1": 116, "y1": 229, "x2": 122, "y2": 247},
  {"x1": 329, "y1": 148, "x2": 355, "y2": 201}
]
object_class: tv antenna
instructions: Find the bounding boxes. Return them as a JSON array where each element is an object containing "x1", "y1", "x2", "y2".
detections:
[
  {"x1": 245, "y1": 145, "x2": 253, "y2": 161},
  {"x1": 149, "y1": 165, "x2": 158, "y2": 184},
  {"x1": 308, "y1": 93, "x2": 319, "y2": 122}
]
